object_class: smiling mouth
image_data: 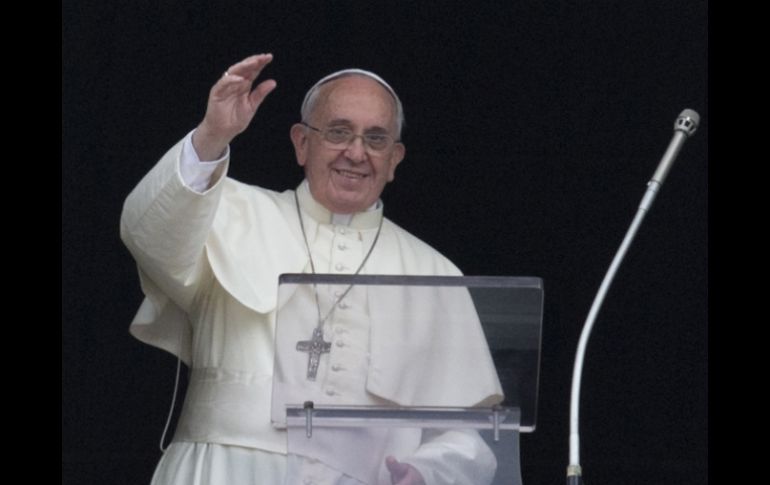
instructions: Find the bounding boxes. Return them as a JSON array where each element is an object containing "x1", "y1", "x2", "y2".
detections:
[{"x1": 333, "y1": 168, "x2": 368, "y2": 180}]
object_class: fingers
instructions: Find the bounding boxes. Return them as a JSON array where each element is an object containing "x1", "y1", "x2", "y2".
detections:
[
  {"x1": 385, "y1": 457, "x2": 425, "y2": 485},
  {"x1": 211, "y1": 54, "x2": 277, "y2": 104},
  {"x1": 249, "y1": 79, "x2": 278, "y2": 108},
  {"x1": 212, "y1": 74, "x2": 276, "y2": 107},
  {"x1": 385, "y1": 456, "x2": 409, "y2": 481},
  {"x1": 199, "y1": 54, "x2": 277, "y2": 144},
  {"x1": 225, "y1": 53, "x2": 274, "y2": 83},
  {"x1": 211, "y1": 73, "x2": 252, "y2": 99}
]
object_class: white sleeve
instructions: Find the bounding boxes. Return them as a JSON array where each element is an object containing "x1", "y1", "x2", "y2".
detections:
[
  {"x1": 179, "y1": 130, "x2": 230, "y2": 193},
  {"x1": 406, "y1": 429, "x2": 497, "y2": 485},
  {"x1": 120, "y1": 136, "x2": 229, "y2": 311}
]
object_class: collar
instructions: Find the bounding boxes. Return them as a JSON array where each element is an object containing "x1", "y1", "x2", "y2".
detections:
[{"x1": 296, "y1": 181, "x2": 383, "y2": 229}]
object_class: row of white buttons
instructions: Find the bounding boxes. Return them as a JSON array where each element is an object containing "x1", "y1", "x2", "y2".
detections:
[
  {"x1": 325, "y1": 329, "x2": 348, "y2": 395},
  {"x1": 324, "y1": 360, "x2": 346, "y2": 395}
]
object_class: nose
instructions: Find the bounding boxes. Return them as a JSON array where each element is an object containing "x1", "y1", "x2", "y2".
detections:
[{"x1": 343, "y1": 135, "x2": 367, "y2": 163}]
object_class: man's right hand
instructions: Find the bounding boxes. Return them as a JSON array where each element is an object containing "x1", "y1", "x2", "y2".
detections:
[{"x1": 192, "y1": 53, "x2": 277, "y2": 161}]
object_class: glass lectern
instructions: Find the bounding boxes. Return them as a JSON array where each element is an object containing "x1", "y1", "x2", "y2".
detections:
[{"x1": 271, "y1": 274, "x2": 543, "y2": 485}]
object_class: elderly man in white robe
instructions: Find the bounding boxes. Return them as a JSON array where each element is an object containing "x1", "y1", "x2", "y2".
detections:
[{"x1": 121, "y1": 54, "x2": 503, "y2": 485}]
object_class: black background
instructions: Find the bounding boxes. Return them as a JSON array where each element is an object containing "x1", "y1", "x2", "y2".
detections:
[{"x1": 62, "y1": 1, "x2": 708, "y2": 483}]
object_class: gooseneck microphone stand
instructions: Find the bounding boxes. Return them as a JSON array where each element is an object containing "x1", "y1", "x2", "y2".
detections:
[{"x1": 566, "y1": 109, "x2": 700, "y2": 485}]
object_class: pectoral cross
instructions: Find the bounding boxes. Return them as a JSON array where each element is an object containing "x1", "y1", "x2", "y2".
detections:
[{"x1": 296, "y1": 327, "x2": 332, "y2": 380}]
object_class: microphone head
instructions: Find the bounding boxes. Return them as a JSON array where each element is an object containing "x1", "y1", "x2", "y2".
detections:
[{"x1": 674, "y1": 109, "x2": 700, "y2": 136}]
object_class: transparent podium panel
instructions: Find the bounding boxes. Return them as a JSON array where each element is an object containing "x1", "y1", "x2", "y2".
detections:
[
  {"x1": 271, "y1": 274, "x2": 543, "y2": 485},
  {"x1": 284, "y1": 406, "x2": 524, "y2": 485}
]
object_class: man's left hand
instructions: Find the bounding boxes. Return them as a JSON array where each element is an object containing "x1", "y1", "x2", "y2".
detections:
[{"x1": 385, "y1": 456, "x2": 426, "y2": 485}]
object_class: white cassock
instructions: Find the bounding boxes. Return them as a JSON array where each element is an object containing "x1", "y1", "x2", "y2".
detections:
[{"x1": 121, "y1": 136, "x2": 503, "y2": 485}]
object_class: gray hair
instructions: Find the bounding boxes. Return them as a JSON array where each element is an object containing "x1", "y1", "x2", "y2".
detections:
[{"x1": 300, "y1": 69, "x2": 404, "y2": 138}]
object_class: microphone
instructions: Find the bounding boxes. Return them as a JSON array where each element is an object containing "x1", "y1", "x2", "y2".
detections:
[
  {"x1": 566, "y1": 109, "x2": 700, "y2": 485},
  {"x1": 639, "y1": 109, "x2": 700, "y2": 211},
  {"x1": 652, "y1": 109, "x2": 700, "y2": 184},
  {"x1": 652, "y1": 109, "x2": 700, "y2": 185}
]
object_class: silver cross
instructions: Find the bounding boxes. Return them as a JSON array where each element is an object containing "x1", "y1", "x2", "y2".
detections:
[{"x1": 296, "y1": 327, "x2": 332, "y2": 380}]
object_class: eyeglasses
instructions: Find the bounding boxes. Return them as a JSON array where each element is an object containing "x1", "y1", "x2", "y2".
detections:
[{"x1": 301, "y1": 122, "x2": 398, "y2": 153}]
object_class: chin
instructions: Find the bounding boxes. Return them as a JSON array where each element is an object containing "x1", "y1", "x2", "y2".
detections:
[{"x1": 312, "y1": 181, "x2": 376, "y2": 213}]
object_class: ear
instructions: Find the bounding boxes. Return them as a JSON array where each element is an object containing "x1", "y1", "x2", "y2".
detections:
[
  {"x1": 386, "y1": 143, "x2": 405, "y2": 182},
  {"x1": 290, "y1": 123, "x2": 308, "y2": 167}
]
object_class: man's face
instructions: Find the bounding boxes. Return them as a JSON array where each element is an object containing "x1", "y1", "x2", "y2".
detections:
[{"x1": 290, "y1": 75, "x2": 405, "y2": 214}]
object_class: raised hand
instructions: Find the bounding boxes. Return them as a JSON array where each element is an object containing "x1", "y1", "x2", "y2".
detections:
[{"x1": 192, "y1": 53, "x2": 277, "y2": 160}]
